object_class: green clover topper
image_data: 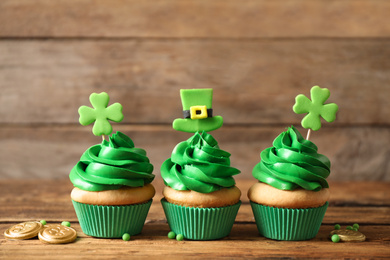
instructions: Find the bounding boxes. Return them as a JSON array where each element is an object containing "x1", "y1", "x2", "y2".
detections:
[
  {"x1": 293, "y1": 86, "x2": 338, "y2": 132},
  {"x1": 78, "y1": 92, "x2": 124, "y2": 136}
]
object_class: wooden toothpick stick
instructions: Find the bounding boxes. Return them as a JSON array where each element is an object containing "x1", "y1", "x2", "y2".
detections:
[
  {"x1": 102, "y1": 135, "x2": 106, "y2": 141},
  {"x1": 306, "y1": 129, "x2": 311, "y2": 141}
]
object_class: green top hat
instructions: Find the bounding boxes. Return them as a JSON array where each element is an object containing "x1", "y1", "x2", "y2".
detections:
[{"x1": 173, "y1": 89, "x2": 223, "y2": 133}]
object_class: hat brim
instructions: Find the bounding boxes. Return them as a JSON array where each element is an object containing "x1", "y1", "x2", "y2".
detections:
[{"x1": 173, "y1": 116, "x2": 223, "y2": 133}]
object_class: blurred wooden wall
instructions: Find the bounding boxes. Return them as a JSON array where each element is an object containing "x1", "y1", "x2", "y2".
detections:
[{"x1": 1, "y1": 0, "x2": 389, "y2": 181}]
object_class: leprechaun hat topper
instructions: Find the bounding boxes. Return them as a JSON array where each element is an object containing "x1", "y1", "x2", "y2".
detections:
[{"x1": 173, "y1": 89, "x2": 223, "y2": 133}]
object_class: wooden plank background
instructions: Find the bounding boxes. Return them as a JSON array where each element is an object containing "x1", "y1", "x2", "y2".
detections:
[
  {"x1": 1, "y1": 180, "x2": 390, "y2": 259},
  {"x1": 0, "y1": 0, "x2": 389, "y2": 180}
]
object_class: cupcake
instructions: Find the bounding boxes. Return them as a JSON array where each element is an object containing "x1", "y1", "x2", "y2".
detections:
[
  {"x1": 161, "y1": 89, "x2": 241, "y2": 240},
  {"x1": 70, "y1": 92, "x2": 155, "y2": 238},
  {"x1": 248, "y1": 126, "x2": 330, "y2": 240},
  {"x1": 248, "y1": 86, "x2": 338, "y2": 241}
]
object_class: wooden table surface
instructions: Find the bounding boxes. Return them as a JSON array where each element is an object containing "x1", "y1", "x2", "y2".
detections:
[{"x1": 1, "y1": 179, "x2": 389, "y2": 259}]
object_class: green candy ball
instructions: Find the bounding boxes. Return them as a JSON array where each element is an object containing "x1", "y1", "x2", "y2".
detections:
[
  {"x1": 334, "y1": 224, "x2": 341, "y2": 230},
  {"x1": 168, "y1": 231, "x2": 176, "y2": 239},
  {"x1": 331, "y1": 234, "x2": 340, "y2": 243},
  {"x1": 61, "y1": 221, "x2": 71, "y2": 227},
  {"x1": 346, "y1": 226, "x2": 353, "y2": 230},
  {"x1": 122, "y1": 233, "x2": 131, "y2": 241},
  {"x1": 176, "y1": 234, "x2": 184, "y2": 241},
  {"x1": 353, "y1": 223, "x2": 359, "y2": 230},
  {"x1": 40, "y1": 220, "x2": 47, "y2": 225}
]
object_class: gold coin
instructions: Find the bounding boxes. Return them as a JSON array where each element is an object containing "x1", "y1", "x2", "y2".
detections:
[
  {"x1": 38, "y1": 224, "x2": 77, "y2": 244},
  {"x1": 4, "y1": 221, "x2": 44, "y2": 240},
  {"x1": 330, "y1": 229, "x2": 366, "y2": 242}
]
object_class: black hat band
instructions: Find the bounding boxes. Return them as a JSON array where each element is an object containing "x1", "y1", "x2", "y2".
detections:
[{"x1": 183, "y1": 108, "x2": 213, "y2": 119}]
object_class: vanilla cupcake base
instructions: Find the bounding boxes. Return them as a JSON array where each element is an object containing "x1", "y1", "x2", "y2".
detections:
[
  {"x1": 161, "y1": 186, "x2": 241, "y2": 240},
  {"x1": 248, "y1": 182, "x2": 329, "y2": 209},
  {"x1": 71, "y1": 184, "x2": 155, "y2": 238},
  {"x1": 248, "y1": 182, "x2": 329, "y2": 241},
  {"x1": 73, "y1": 200, "x2": 153, "y2": 238},
  {"x1": 161, "y1": 199, "x2": 241, "y2": 240},
  {"x1": 163, "y1": 186, "x2": 241, "y2": 208},
  {"x1": 71, "y1": 184, "x2": 155, "y2": 206},
  {"x1": 250, "y1": 201, "x2": 328, "y2": 241}
]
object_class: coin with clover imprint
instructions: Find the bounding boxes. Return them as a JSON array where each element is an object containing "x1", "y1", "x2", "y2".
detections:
[
  {"x1": 38, "y1": 224, "x2": 77, "y2": 244},
  {"x1": 4, "y1": 221, "x2": 44, "y2": 240},
  {"x1": 330, "y1": 229, "x2": 366, "y2": 242}
]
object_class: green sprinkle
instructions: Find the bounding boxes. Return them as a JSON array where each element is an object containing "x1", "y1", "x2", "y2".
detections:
[
  {"x1": 331, "y1": 234, "x2": 340, "y2": 243},
  {"x1": 168, "y1": 231, "x2": 176, "y2": 239},
  {"x1": 122, "y1": 233, "x2": 130, "y2": 241},
  {"x1": 346, "y1": 226, "x2": 353, "y2": 230},
  {"x1": 61, "y1": 221, "x2": 71, "y2": 227},
  {"x1": 353, "y1": 223, "x2": 359, "y2": 230},
  {"x1": 40, "y1": 220, "x2": 47, "y2": 225},
  {"x1": 334, "y1": 224, "x2": 341, "y2": 230},
  {"x1": 176, "y1": 234, "x2": 184, "y2": 241},
  {"x1": 353, "y1": 228, "x2": 358, "y2": 231}
]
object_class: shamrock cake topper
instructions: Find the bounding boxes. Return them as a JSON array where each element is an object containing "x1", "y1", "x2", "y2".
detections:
[
  {"x1": 293, "y1": 86, "x2": 338, "y2": 139},
  {"x1": 78, "y1": 92, "x2": 124, "y2": 138},
  {"x1": 173, "y1": 89, "x2": 223, "y2": 133}
]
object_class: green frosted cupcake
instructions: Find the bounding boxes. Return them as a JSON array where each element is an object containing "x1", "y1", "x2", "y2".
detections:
[
  {"x1": 70, "y1": 131, "x2": 155, "y2": 238},
  {"x1": 161, "y1": 131, "x2": 241, "y2": 240},
  {"x1": 248, "y1": 126, "x2": 331, "y2": 241}
]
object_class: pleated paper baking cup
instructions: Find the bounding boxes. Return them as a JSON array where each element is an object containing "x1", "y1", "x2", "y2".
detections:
[
  {"x1": 161, "y1": 199, "x2": 241, "y2": 240},
  {"x1": 250, "y1": 201, "x2": 328, "y2": 241},
  {"x1": 72, "y1": 199, "x2": 152, "y2": 238}
]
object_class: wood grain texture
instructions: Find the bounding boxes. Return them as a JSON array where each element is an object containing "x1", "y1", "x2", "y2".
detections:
[
  {"x1": 1, "y1": 39, "x2": 389, "y2": 124},
  {"x1": 1, "y1": 224, "x2": 390, "y2": 259},
  {"x1": 1, "y1": 179, "x2": 390, "y2": 259},
  {"x1": 1, "y1": 125, "x2": 389, "y2": 180},
  {"x1": 1, "y1": 0, "x2": 390, "y2": 38},
  {"x1": 1, "y1": 0, "x2": 389, "y2": 182}
]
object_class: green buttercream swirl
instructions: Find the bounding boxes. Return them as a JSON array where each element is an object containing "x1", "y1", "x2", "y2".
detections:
[
  {"x1": 69, "y1": 131, "x2": 154, "y2": 191},
  {"x1": 252, "y1": 126, "x2": 330, "y2": 191},
  {"x1": 161, "y1": 131, "x2": 240, "y2": 193}
]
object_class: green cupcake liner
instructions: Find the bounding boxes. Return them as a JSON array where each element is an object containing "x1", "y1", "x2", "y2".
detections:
[
  {"x1": 161, "y1": 198, "x2": 241, "y2": 240},
  {"x1": 250, "y1": 201, "x2": 328, "y2": 241},
  {"x1": 72, "y1": 199, "x2": 152, "y2": 238}
]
